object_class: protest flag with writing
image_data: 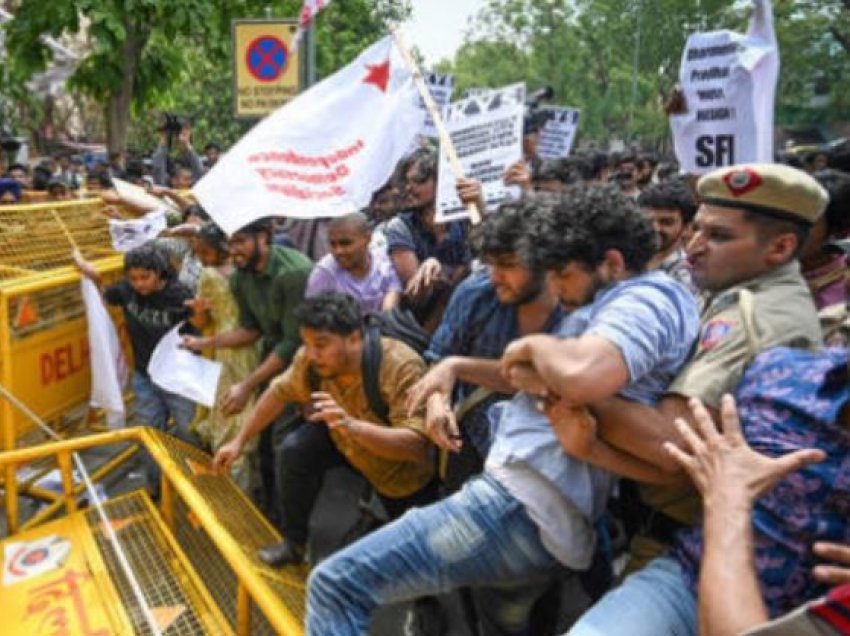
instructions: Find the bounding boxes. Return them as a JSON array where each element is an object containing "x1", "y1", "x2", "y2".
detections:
[{"x1": 194, "y1": 36, "x2": 420, "y2": 235}]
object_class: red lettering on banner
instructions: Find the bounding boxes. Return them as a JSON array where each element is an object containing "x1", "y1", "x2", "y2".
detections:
[
  {"x1": 248, "y1": 139, "x2": 365, "y2": 202},
  {"x1": 39, "y1": 338, "x2": 91, "y2": 387}
]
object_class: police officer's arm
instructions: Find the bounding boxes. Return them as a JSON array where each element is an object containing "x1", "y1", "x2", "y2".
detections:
[
  {"x1": 547, "y1": 402, "x2": 688, "y2": 485},
  {"x1": 591, "y1": 394, "x2": 715, "y2": 473}
]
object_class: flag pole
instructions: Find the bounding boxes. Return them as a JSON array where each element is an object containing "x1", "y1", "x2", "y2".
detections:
[{"x1": 391, "y1": 30, "x2": 482, "y2": 225}]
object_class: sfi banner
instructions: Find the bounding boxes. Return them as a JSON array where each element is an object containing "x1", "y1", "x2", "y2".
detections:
[
  {"x1": 670, "y1": 0, "x2": 778, "y2": 174},
  {"x1": 233, "y1": 19, "x2": 301, "y2": 118}
]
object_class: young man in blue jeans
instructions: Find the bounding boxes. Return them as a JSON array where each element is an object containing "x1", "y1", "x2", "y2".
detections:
[{"x1": 304, "y1": 185, "x2": 701, "y2": 635}]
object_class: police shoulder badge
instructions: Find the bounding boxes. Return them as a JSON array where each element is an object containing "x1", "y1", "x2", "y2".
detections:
[{"x1": 700, "y1": 318, "x2": 735, "y2": 351}]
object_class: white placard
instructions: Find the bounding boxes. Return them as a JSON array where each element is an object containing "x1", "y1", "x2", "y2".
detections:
[
  {"x1": 112, "y1": 177, "x2": 179, "y2": 214},
  {"x1": 81, "y1": 278, "x2": 128, "y2": 428},
  {"x1": 420, "y1": 72, "x2": 454, "y2": 138},
  {"x1": 147, "y1": 324, "x2": 222, "y2": 408},
  {"x1": 537, "y1": 107, "x2": 581, "y2": 160},
  {"x1": 436, "y1": 83, "x2": 525, "y2": 223},
  {"x1": 670, "y1": 0, "x2": 778, "y2": 174},
  {"x1": 108, "y1": 209, "x2": 168, "y2": 253}
]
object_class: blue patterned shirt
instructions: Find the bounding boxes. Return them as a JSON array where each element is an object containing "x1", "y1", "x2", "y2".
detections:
[{"x1": 673, "y1": 346, "x2": 850, "y2": 618}]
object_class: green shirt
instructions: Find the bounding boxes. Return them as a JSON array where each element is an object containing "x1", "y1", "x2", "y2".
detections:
[{"x1": 230, "y1": 245, "x2": 313, "y2": 364}]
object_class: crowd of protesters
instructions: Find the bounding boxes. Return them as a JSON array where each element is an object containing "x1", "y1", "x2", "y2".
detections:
[{"x1": 5, "y1": 110, "x2": 850, "y2": 636}]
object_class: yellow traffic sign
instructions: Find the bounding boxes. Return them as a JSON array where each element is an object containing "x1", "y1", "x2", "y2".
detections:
[{"x1": 233, "y1": 19, "x2": 301, "y2": 118}]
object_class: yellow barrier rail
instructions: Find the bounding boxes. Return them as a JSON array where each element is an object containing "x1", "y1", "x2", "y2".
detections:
[{"x1": 0, "y1": 427, "x2": 305, "y2": 635}]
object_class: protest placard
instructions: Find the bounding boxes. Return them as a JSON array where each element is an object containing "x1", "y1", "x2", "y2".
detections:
[
  {"x1": 407, "y1": 72, "x2": 454, "y2": 153},
  {"x1": 670, "y1": 0, "x2": 778, "y2": 174},
  {"x1": 436, "y1": 83, "x2": 525, "y2": 223},
  {"x1": 148, "y1": 324, "x2": 222, "y2": 408},
  {"x1": 537, "y1": 107, "x2": 581, "y2": 160}
]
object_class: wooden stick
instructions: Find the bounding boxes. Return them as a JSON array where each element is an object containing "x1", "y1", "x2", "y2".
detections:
[
  {"x1": 392, "y1": 30, "x2": 482, "y2": 225},
  {"x1": 50, "y1": 208, "x2": 80, "y2": 253}
]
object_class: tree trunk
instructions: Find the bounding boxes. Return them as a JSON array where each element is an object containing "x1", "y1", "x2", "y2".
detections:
[{"x1": 105, "y1": 19, "x2": 146, "y2": 155}]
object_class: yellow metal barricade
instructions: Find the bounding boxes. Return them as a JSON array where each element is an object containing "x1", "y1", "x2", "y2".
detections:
[
  {"x1": 0, "y1": 198, "x2": 128, "y2": 444},
  {"x1": 0, "y1": 428, "x2": 306, "y2": 635}
]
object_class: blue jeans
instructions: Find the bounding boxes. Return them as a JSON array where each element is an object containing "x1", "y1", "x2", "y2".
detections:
[
  {"x1": 132, "y1": 371, "x2": 198, "y2": 491},
  {"x1": 306, "y1": 474, "x2": 562, "y2": 636},
  {"x1": 565, "y1": 556, "x2": 697, "y2": 636}
]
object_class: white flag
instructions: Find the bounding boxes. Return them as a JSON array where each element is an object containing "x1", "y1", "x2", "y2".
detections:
[
  {"x1": 194, "y1": 36, "x2": 420, "y2": 235},
  {"x1": 670, "y1": 0, "x2": 778, "y2": 174},
  {"x1": 148, "y1": 324, "x2": 222, "y2": 408},
  {"x1": 81, "y1": 278, "x2": 128, "y2": 429}
]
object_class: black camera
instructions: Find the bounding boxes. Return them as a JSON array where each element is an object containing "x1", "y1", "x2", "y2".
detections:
[{"x1": 161, "y1": 113, "x2": 190, "y2": 147}]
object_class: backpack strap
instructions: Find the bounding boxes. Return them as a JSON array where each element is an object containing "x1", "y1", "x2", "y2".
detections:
[{"x1": 361, "y1": 325, "x2": 390, "y2": 424}]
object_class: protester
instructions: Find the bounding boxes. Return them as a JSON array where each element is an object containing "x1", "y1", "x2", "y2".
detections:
[
  {"x1": 203, "y1": 142, "x2": 221, "y2": 169},
  {"x1": 801, "y1": 169, "x2": 850, "y2": 310},
  {"x1": 5, "y1": 163, "x2": 31, "y2": 189},
  {"x1": 152, "y1": 125, "x2": 204, "y2": 187},
  {"x1": 213, "y1": 292, "x2": 438, "y2": 567},
  {"x1": 407, "y1": 201, "x2": 565, "y2": 490},
  {"x1": 384, "y1": 149, "x2": 471, "y2": 330},
  {"x1": 564, "y1": 163, "x2": 828, "y2": 635},
  {"x1": 305, "y1": 212, "x2": 402, "y2": 313},
  {"x1": 0, "y1": 177, "x2": 22, "y2": 204},
  {"x1": 664, "y1": 387, "x2": 849, "y2": 636},
  {"x1": 640, "y1": 177, "x2": 699, "y2": 294},
  {"x1": 610, "y1": 154, "x2": 640, "y2": 198},
  {"x1": 187, "y1": 223, "x2": 259, "y2": 493},
  {"x1": 304, "y1": 184, "x2": 699, "y2": 636},
  {"x1": 181, "y1": 218, "x2": 312, "y2": 521},
  {"x1": 46, "y1": 178, "x2": 71, "y2": 201},
  {"x1": 73, "y1": 243, "x2": 199, "y2": 494}
]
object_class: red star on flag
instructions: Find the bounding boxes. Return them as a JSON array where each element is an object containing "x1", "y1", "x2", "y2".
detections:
[{"x1": 362, "y1": 60, "x2": 390, "y2": 92}]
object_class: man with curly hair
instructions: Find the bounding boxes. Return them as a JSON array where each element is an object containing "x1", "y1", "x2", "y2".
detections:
[{"x1": 304, "y1": 184, "x2": 700, "y2": 636}]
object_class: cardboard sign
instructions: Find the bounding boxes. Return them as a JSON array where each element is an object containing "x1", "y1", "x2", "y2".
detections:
[
  {"x1": 436, "y1": 83, "x2": 525, "y2": 223},
  {"x1": 537, "y1": 107, "x2": 581, "y2": 160},
  {"x1": 233, "y1": 19, "x2": 301, "y2": 118},
  {"x1": 670, "y1": 0, "x2": 778, "y2": 174}
]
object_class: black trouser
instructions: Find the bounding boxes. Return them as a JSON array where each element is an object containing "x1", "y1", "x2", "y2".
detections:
[
  {"x1": 277, "y1": 419, "x2": 438, "y2": 545},
  {"x1": 257, "y1": 405, "x2": 300, "y2": 525}
]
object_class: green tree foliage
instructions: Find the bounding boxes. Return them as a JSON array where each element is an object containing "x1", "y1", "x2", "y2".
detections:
[
  {"x1": 3, "y1": 0, "x2": 410, "y2": 154},
  {"x1": 441, "y1": 0, "x2": 849, "y2": 146}
]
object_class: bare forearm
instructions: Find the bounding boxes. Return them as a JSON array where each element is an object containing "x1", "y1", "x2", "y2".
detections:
[
  {"x1": 593, "y1": 396, "x2": 688, "y2": 472},
  {"x1": 700, "y1": 498, "x2": 767, "y2": 636},
  {"x1": 211, "y1": 327, "x2": 260, "y2": 349},
  {"x1": 348, "y1": 421, "x2": 431, "y2": 464},
  {"x1": 242, "y1": 352, "x2": 286, "y2": 393},
  {"x1": 234, "y1": 388, "x2": 287, "y2": 446},
  {"x1": 523, "y1": 335, "x2": 628, "y2": 405},
  {"x1": 584, "y1": 439, "x2": 688, "y2": 486},
  {"x1": 450, "y1": 357, "x2": 514, "y2": 395}
]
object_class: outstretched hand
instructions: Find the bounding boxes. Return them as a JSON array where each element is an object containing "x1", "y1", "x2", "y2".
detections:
[{"x1": 664, "y1": 394, "x2": 825, "y2": 505}]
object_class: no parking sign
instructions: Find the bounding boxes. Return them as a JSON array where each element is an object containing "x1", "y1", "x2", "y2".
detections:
[{"x1": 233, "y1": 20, "x2": 301, "y2": 118}]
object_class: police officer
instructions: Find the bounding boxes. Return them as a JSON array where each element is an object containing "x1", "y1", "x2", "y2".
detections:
[{"x1": 568, "y1": 163, "x2": 829, "y2": 591}]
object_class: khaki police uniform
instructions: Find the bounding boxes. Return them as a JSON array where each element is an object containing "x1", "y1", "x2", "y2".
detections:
[{"x1": 629, "y1": 163, "x2": 829, "y2": 571}]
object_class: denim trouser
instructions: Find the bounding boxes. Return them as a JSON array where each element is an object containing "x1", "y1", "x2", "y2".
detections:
[
  {"x1": 306, "y1": 474, "x2": 562, "y2": 636},
  {"x1": 565, "y1": 556, "x2": 697, "y2": 636},
  {"x1": 132, "y1": 371, "x2": 198, "y2": 491}
]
